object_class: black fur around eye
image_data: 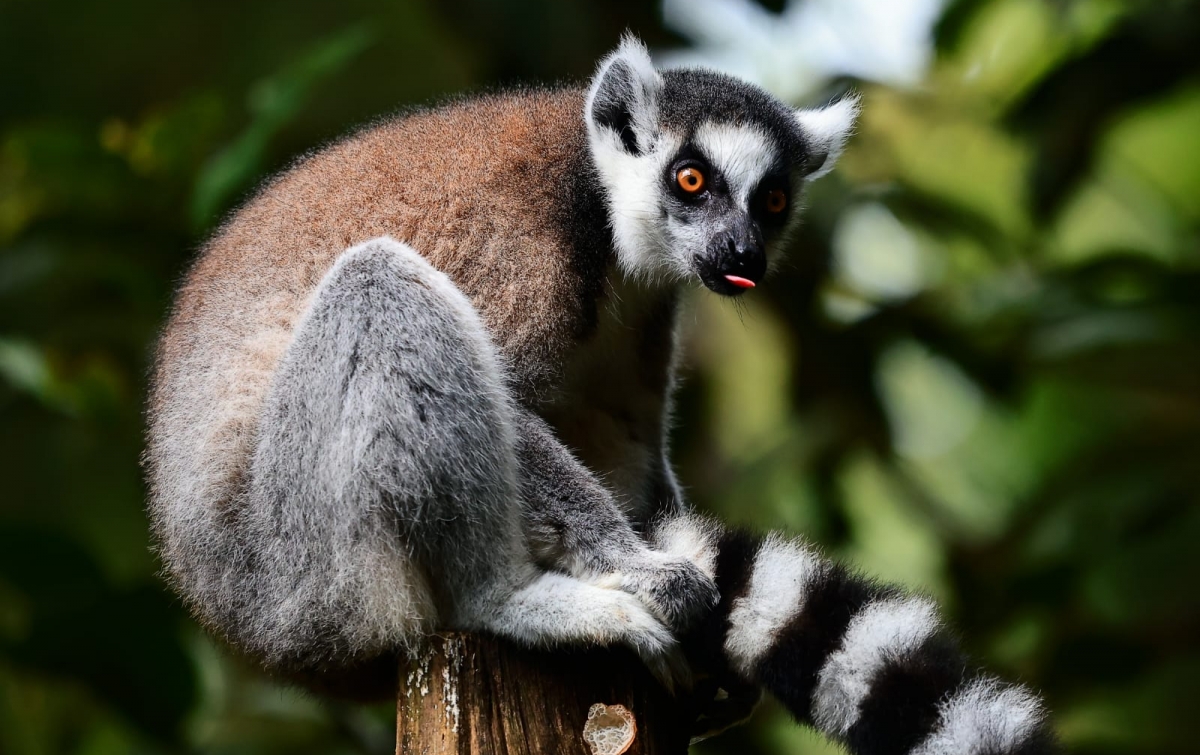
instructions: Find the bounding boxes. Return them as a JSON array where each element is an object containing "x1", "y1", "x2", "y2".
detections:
[{"x1": 752, "y1": 180, "x2": 791, "y2": 224}]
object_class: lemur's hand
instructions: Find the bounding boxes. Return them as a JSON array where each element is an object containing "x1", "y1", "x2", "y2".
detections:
[
  {"x1": 615, "y1": 551, "x2": 720, "y2": 633},
  {"x1": 576, "y1": 575, "x2": 692, "y2": 691}
]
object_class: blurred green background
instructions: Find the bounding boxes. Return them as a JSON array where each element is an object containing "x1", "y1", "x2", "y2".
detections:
[{"x1": 2, "y1": 0, "x2": 1198, "y2": 753}]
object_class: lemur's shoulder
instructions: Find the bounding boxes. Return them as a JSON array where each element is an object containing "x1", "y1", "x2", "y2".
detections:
[{"x1": 173, "y1": 87, "x2": 615, "y2": 399}]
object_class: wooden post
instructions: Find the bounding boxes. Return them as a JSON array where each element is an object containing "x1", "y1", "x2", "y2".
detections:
[{"x1": 396, "y1": 633, "x2": 693, "y2": 754}]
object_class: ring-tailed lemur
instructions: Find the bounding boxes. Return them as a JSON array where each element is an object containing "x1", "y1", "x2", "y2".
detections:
[{"x1": 146, "y1": 36, "x2": 1055, "y2": 754}]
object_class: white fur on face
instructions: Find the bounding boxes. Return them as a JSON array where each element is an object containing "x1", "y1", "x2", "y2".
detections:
[
  {"x1": 588, "y1": 129, "x2": 686, "y2": 284},
  {"x1": 688, "y1": 120, "x2": 804, "y2": 275},
  {"x1": 585, "y1": 37, "x2": 688, "y2": 284},
  {"x1": 693, "y1": 121, "x2": 779, "y2": 207},
  {"x1": 596, "y1": 121, "x2": 784, "y2": 285},
  {"x1": 586, "y1": 39, "x2": 856, "y2": 285}
]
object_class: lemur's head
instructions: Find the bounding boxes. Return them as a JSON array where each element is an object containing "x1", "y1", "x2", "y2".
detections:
[{"x1": 585, "y1": 36, "x2": 858, "y2": 295}]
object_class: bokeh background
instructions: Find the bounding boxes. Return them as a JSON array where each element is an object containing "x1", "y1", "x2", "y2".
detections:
[{"x1": 2, "y1": 0, "x2": 1198, "y2": 753}]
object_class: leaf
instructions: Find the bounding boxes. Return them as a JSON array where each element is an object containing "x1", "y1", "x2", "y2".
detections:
[
  {"x1": 189, "y1": 23, "x2": 377, "y2": 229},
  {"x1": 1007, "y1": 3, "x2": 1200, "y2": 222}
]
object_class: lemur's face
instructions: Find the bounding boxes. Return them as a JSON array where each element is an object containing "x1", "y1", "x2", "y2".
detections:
[
  {"x1": 586, "y1": 38, "x2": 858, "y2": 295},
  {"x1": 656, "y1": 119, "x2": 793, "y2": 295}
]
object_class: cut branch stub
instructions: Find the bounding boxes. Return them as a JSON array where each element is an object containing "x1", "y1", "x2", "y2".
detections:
[
  {"x1": 396, "y1": 633, "x2": 692, "y2": 755},
  {"x1": 583, "y1": 703, "x2": 638, "y2": 755}
]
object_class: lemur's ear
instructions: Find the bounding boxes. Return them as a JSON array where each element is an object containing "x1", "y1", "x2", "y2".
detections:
[
  {"x1": 795, "y1": 94, "x2": 861, "y2": 180},
  {"x1": 586, "y1": 35, "x2": 663, "y2": 156}
]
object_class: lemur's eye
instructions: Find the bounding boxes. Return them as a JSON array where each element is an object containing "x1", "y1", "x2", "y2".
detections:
[
  {"x1": 765, "y1": 189, "x2": 788, "y2": 214},
  {"x1": 676, "y1": 167, "x2": 706, "y2": 194}
]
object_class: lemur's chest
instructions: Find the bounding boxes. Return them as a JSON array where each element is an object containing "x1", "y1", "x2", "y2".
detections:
[{"x1": 539, "y1": 276, "x2": 679, "y2": 517}]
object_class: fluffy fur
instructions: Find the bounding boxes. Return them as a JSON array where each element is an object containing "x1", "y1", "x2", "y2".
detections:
[
  {"x1": 796, "y1": 94, "x2": 862, "y2": 179},
  {"x1": 669, "y1": 521, "x2": 1054, "y2": 752},
  {"x1": 145, "y1": 37, "x2": 1055, "y2": 752}
]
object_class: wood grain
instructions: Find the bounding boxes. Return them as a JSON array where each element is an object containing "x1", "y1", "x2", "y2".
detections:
[{"x1": 396, "y1": 633, "x2": 692, "y2": 754}]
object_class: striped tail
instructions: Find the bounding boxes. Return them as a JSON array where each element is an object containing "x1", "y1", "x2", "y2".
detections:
[{"x1": 654, "y1": 517, "x2": 1057, "y2": 754}]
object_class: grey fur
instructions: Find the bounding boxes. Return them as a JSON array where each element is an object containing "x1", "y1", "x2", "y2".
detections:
[
  {"x1": 516, "y1": 409, "x2": 719, "y2": 630},
  {"x1": 152, "y1": 237, "x2": 685, "y2": 686},
  {"x1": 147, "y1": 36, "x2": 1053, "y2": 752}
]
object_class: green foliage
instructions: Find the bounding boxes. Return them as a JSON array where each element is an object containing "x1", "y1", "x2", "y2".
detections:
[
  {"x1": 1, "y1": 1, "x2": 1197, "y2": 754},
  {"x1": 190, "y1": 24, "x2": 377, "y2": 228}
]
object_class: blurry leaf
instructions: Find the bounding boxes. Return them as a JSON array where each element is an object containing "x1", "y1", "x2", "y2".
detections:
[
  {"x1": 0, "y1": 239, "x2": 58, "y2": 297},
  {"x1": 877, "y1": 339, "x2": 984, "y2": 459},
  {"x1": 936, "y1": 0, "x2": 1068, "y2": 113},
  {"x1": 986, "y1": 610, "x2": 1052, "y2": 674},
  {"x1": 840, "y1": 452, "x2": 949, "y2": 596},
  {"x1": 1083, "y1": 499, "x2": 1200, "y2": 631},
  {"x1": 832, "y1": 202, "x2": 934, "y2": 301},
  {"x1": 1058, "y1": 655, "x2": 1200, "y2": 753},
  {"x1": 190, "y1": 23, "x2": 377, "y2": 228},
  {"x1": 0, "y1": 338, "x2": 76, "y2": 414},
  {"x1": 1104, "y1": 84, "x2": 1200, "y2": 224},
  {"x1": 754, "y1": 701, "x2": 843, "y2": 755},
  {"x1": 863, "y1": 89, "x2": 1032, "y2": 238},
  {"x1": 0, "y1": 336, "x2": 129, "y2": 418},
  {"x1": 1049, "y1": 171, "x2": 1181, "y2": 265},
  {"x1": 932, "y1": 0, "x2": 988, "y2": 52},
  {"x1": 688, "y1": 294, "x2": 795, "y2": 459},
  {"x1": 0, "y1": 124, "x2": 144, "y2": 241},
  {"x1": 102, "y1": 92, "x2": 227, "y2": 185},
  {"x1": 1008, "y1": 1, "x2": 1200, "y2": 221},
  {"x1": 0, "y1": 339, "x2": 54, "y2": 402},
  {"x1": 0, "y1": 528, "x2": 196, "y2": 743}
]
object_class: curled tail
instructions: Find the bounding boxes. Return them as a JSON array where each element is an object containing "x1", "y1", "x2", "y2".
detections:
[{"x1": 656, "y1": 518, "x2": 1057, "y2": 754}]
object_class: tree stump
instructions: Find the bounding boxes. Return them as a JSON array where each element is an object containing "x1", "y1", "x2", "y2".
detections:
[{"x1": 396, "y1": 633, "x2": 693, "y2": 754}]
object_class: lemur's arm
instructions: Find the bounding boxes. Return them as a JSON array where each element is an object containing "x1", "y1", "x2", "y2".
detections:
[
  {"x1": 650, "y1": 506, "x2": 1058, "y2": 754},
  {"x1": 513, "y1": 409, "x2": 719, "y2": 631}
]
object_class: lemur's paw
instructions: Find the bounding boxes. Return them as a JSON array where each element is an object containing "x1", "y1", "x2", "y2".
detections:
[
  {"x1": 639, "y1": 641, "x2": 693, "y2": 695},
  {"x1": 687, "y1": 676, "x2": 763, "y2": 743},
  {"x1": 608, "y1": 590, "x2": 693, "y2": 693},
  {"x1": 621, "y1": 552, "x2": 720, "y2": 633}
]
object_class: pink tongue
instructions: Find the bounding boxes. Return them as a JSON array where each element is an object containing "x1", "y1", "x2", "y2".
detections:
[{"x1": 724, "y1": 275, "x2": 756, "y2": 289}]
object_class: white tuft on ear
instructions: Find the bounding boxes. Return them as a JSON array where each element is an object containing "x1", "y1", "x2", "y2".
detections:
[
  {"x1": 585, "y1": 34, "x2": 663, "y2": 156},
  {"x1": 795, "y1": 93, "x2": 861, "y2": 180}
]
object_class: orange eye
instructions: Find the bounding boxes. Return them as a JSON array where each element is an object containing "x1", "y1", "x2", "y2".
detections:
[
  {"x1": 676, "y1": 167, "x2": 706, "y2": 194},
  {"x1": 765, "y1": 189, "x2": 787, "y2": 214}
]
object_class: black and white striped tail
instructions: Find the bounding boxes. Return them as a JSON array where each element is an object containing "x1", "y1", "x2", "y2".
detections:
[{"x1": 655, "y1": 517, "x2": 1057, "y2": 755}]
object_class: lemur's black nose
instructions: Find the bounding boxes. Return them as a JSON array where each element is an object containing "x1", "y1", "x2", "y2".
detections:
[{"x1": 704, "y1": 220, "x2": 766, "y2": 295}]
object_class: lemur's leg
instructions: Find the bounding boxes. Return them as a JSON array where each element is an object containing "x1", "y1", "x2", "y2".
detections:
[
  {"x1": 514, "y1": 411, "x2": 719, "y2": 632},
  {"x1": 652, "y1": 514, "x2": 1058, "y2": 754},
  {"x1": 242, "y1": 236, "x2": 681, "y2": 685}
]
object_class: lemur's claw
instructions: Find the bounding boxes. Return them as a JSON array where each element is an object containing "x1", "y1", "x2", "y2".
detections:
[
  {"x1": 639, "y1": 641, "x2": 693, "y2": 695},
  {"x1": 604, "y1": 587, "x2": 693, "y2": 694}
]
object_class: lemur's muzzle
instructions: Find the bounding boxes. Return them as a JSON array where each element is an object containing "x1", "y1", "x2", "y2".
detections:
[{"x1": 698, "y1": 218, "x2": 766, "y2": 296}]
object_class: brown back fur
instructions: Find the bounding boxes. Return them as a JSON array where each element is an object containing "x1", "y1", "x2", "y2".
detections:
[{"x1": 148, "y1": 89, "x2": 629, "y2": 535}]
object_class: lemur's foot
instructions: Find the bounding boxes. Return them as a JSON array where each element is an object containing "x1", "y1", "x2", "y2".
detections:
[
  {"x1": 602, "y1": 587, "x2": 693, "y2": 693},
  {"x1": 617, "y1": 551, "x2": 720, "y2": 634},
  {"x1": 687, "y1": 676, "x2": 763, "y2": 743}
]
